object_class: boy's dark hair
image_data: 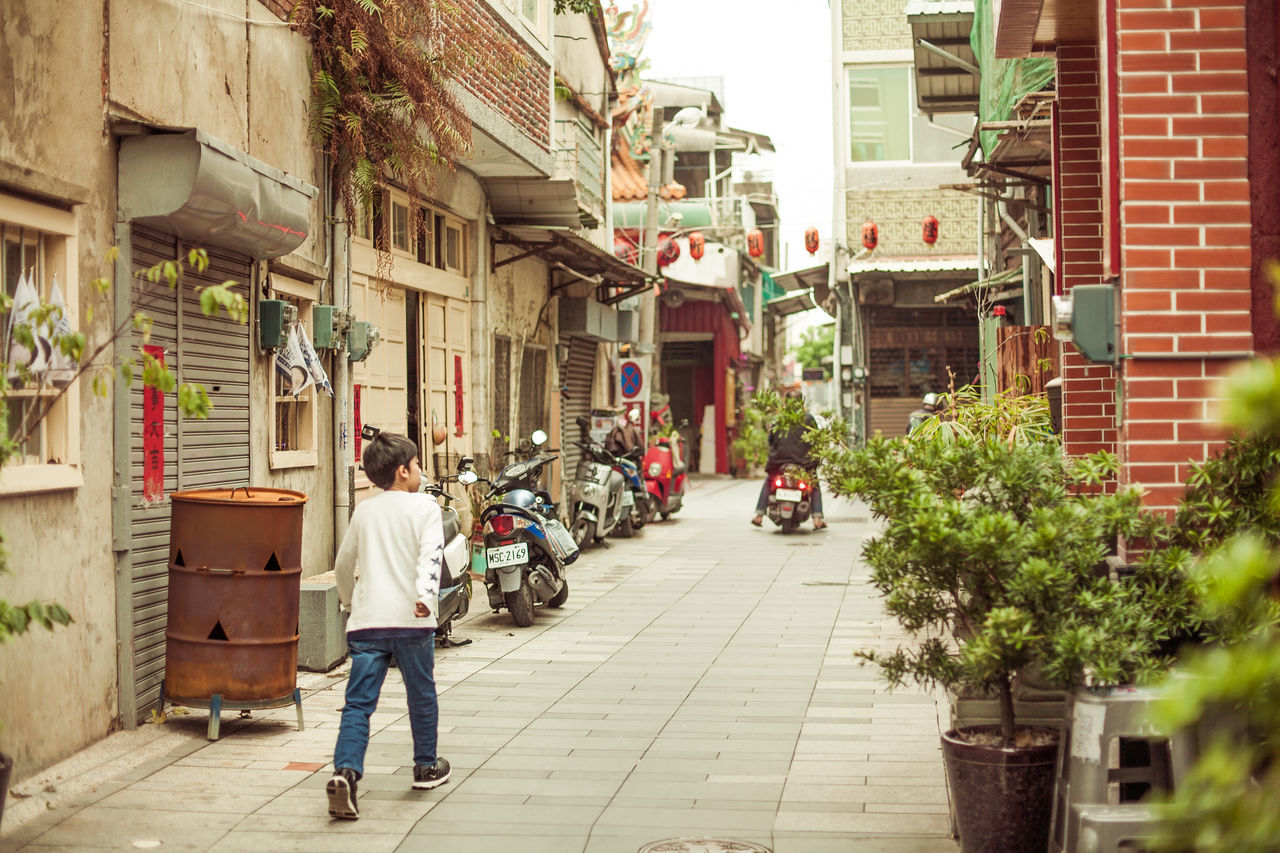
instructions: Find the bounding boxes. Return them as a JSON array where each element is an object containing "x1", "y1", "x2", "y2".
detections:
[{"x1": 362, "y1": 432, "x2": 419, "y2": 489}]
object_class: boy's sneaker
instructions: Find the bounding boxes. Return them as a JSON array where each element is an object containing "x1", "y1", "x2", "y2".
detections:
[
  {"x1": 412, "y1": 757, "x2": 451, "y2": 790},
  {"x1": 326, "y1": 767, "x2": 359, "y2": 820}
]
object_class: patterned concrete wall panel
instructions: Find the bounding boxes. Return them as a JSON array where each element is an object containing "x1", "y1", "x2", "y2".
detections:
[
  {"x1": 844, "y1": 188, "x2": 980, "y2": 257},
  {"x1": 842, "y1": 0, "x2": 913, "y2": 52}
]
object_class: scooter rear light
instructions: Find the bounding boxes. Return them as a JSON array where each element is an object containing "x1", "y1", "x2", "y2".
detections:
[
  {"x1": 774, "y1": 477, "x2": 783, "y2": 488},
  {"x1": 483, "y1": 515, "x2": 534, "y2": 538}
]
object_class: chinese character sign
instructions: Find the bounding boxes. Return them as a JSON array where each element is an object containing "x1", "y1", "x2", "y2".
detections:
[{"x1": 142, "y1": 345, "x2": 165, "y2": 503}]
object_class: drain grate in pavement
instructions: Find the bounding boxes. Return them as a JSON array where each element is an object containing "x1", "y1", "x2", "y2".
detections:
[
  {"x1": 639, "y1": 840, "x2": 771, "y2": 853},
  {"x1": 802, "y1": 581, "x2": 851, "y2": 586},
  {"x1": 822, "y1": 516, "x2": 869, "y2": 523}
]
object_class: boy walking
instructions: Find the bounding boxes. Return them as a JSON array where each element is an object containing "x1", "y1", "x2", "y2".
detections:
[{"x1": 327, "y1": 432, "x2": 451, "y2": 820}]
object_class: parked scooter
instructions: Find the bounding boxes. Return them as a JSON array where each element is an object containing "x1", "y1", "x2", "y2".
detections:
[
  {"x1": 357, "y1": 424, "x2": 475, "y2": 645},
  {"x1": 612, "y1": 447, "x2": 651, "y2": 537},
  {"x1": 421, "y1": 464, "x2": 474, "y2": 648},
  {"x1": 471, "y1": 430, "x2": 579, "y2": 627},
  {"x1": 643, "y1": 421, "x2": 688, "y2": 520},
  {"x1": 567, "y1": 415, "x2": 629, "y2": 547},
  {"x1": 765, "y1": 463, "x2": 814, "y2": 534}
]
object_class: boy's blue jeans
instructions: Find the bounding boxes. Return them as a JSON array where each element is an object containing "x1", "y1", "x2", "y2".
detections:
[{"x1": 333, "y1": 629, "x2": 438, "y2": 776}]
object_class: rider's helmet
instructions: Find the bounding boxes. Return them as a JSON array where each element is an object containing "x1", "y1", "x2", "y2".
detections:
[
  {"x1": 626, "y1": 408, "x2": 641, "y2": 425},
  {"x1": 922, "y1": 392, "x2": 940, "y2": 411}
]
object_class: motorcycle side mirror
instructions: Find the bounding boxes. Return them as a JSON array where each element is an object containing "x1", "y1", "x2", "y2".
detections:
[
  {"x1": 457, "y1": 470, "x2": 479, "y2": 486},
  {"x1": 457, "y1": 455, "x2": 475, "y2": 472},
  {"x1": 575, "y1": 415, "x2": 590, "y2": 430},
  {"x1": 531, "y1": 429, "x2": 548, "y2": 447},
  {"x1": 361, "y1": 424, "x2": 381, "y2": 441}
]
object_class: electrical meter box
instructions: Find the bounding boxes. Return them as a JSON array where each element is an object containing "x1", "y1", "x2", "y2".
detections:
[
  {"x1": 258, "y1": 299, "x2": 296, "y2": 351},
  {"x1": 1069, "y1": 284, "x2": 1115, "y2": 364},
  {"x1": 312, "y1": 304, "x2": 342, "y2": 350},
  {"x1": 347, "y1": 321, "x2": 379, "y2": 362}
]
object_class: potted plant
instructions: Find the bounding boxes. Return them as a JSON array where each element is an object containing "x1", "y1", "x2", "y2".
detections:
[{"x1": 820, "y1": 431, "x2": 1165, "y2": 852}]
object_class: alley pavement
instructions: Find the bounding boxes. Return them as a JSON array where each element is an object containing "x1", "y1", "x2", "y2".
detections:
[{"x1": 1, "y1": 476, "x2": 958, "y2": 853}]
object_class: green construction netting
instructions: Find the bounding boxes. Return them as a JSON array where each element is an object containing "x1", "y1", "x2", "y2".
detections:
[
  {"x1": 971, "y1": 0, "x2": 1055, "y2": 156},
  {"x1": 761, "y1": 271, "x2": 785, "y2": 303}
]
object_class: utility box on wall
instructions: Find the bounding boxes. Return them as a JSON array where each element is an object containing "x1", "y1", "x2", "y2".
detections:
[
  {"x1": 1052, "y1": 284, "x2": 1115, "y2": 364},
  {"x1": 559, "y1": 297, "x2": 619, "y2": 343}
]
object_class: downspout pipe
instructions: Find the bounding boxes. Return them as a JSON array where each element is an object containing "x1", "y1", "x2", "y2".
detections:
[
  {"x1": 998, "y1": 199, "x2": 1033, "y2": 326},
  {"x1": 332, "y1": 210, "x2": 352, "y2": 545}
]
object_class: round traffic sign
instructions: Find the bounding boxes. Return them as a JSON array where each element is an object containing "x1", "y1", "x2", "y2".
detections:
[{"x1": 620, "y1": 360, "x2": 643, "y2": 398}]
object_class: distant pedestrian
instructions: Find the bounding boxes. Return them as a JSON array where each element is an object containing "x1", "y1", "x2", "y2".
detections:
[
  {"x1": 907, "y1": 392, "x2": 941, "y2": 435},
  {"x1": 327, "y1": 431, "x2": 451, "y2": 820}
]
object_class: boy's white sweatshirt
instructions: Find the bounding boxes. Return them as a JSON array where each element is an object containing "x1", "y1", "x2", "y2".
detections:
[{"x1": 334, "y1": 490, "x2": 445, "y2": 632}]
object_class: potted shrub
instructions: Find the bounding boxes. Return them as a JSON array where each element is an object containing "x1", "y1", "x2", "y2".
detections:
[{"x1": 824, "y1": 432, "x2": 1165, "y2": 852}]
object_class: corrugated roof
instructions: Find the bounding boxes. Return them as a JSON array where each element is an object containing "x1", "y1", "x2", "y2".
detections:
[
  {"x1": 848, "y1": 255, "x2": 978, "y2": 275},
  {"x1": 904, "y1": 0, "x2": 974, "y2": 16}
]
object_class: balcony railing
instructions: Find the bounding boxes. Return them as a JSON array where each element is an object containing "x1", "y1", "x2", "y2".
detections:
[{"x1": 554, "y1": 119, "x2": 605, "y2": 222}]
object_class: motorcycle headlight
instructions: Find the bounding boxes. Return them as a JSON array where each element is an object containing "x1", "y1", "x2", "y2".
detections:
[{"x1": 647, "y1": 462, "x2": 662, "y2": 477}]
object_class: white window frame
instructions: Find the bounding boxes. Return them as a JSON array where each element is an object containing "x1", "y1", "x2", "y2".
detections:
[
  {"x1": 438, "y1": 214, "x2": 466, "y2": 276},
  {"x1": 846, "y1": 65, "x2": 914, "y2": 166},
  {"x1": 267, "y1": 275, "x2": 321, "y2": 470},
  {"x1": 0, "y1": 193, "x2": 82, "y2": 495},
  {"x1": 352, "y1": 199, "x2": 373, "y2": 243}
]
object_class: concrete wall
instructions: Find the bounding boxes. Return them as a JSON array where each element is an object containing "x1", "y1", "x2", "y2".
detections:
[
  {"x1": 0, "y1": 0, "x2": 326, "y2": 780},
  {"x1": 0, "y1": 0, "x2": 127, "y2": 782}
]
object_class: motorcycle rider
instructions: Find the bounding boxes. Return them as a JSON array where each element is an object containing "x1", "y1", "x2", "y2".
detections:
[
  {"x1": 605, "y1": 407, "x2": 645, "y2": 456},
  {"x1": 907, "y1": 392, "x2": 941, "y2": 435},
  {"x1": 750, "y1": 388, "x2": 826, "y2": 530}
]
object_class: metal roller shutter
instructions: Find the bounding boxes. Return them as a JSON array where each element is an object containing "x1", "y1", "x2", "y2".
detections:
[
  {"x1": 128, "y1": 226, "x2": 252, "y2": 721},
  {"x1": 559, "y1": 336, "x2": 596, "y2": 481}
]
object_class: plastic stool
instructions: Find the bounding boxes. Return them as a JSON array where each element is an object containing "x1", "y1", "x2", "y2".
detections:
[
  {"x1": 1049, "y1": 686, "x2": 1193, "y2": 853},
  {"x1": 1074, "y1": 803, "x2": 1157, "y2": 853}
]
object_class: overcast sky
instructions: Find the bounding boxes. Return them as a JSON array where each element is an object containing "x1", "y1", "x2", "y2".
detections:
[{"x1": 640, "y1": 0, "x2": 834, "y2": 273}]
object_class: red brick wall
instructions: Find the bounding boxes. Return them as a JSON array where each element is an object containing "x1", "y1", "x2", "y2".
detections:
[
  {"x1": 452, "y1": 0, "x2": 551, "y2": 151},
  {"x1": 263, "y1": 0, "x2": 551, "y2": 151},
  {"x1": 1114, "y1": 0, "x2": 1252, "y2": 511},
  {"x1": 1054, "y1": 44, "x2": 1120, "y2": 461}
]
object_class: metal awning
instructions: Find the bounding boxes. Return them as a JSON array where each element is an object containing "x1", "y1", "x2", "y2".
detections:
[
  {"x1": 771, "y1": 263, "x2": 833, "y2": 317},
  {"x1": 933, "y1": 265, "x2": 1022, "y2": 303},
  {"x1": 848, "y1": 255, "x2": 978, "y2": 277},
  {"x1": 612, "y1": 200, "x2": 715, "y2": 229},
  {"x1": 118, "y1": 130, "x2": 317, "y2": 260},
  {"x1": 491, "y1": 225, "x2": 652, "y2": 305},
  {"x1": 766, "y1": 289, "x2": 818, "y2": 316},
  {"x1": 907, "y1": 0, "x2": 979, "y2": 115}
]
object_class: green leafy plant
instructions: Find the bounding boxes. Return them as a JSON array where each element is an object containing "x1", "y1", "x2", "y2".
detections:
[
  {"x1": 730, "y1": 404, "x2": 769, "y2": 471},
  {"x1": 790, "y1": 324, "x2": 835, "y2": 376},
  {"x1": 1144, "y1": 262, "x2": 1280, "y2": 851},
  {"x1": 832, "y1": 434, "x2": 1164, "y2": 744},
  {"x1": 910, "y1": 383, "x2": 1056, "y2": 446},
  {"x1": 1, "y1": 249, "x2": 244, "y2": 649}
]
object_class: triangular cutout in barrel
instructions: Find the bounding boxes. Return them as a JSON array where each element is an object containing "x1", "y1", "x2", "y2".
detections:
[
  {"x1": 264, "y1": 552, "x2": 282, "y2": 572},
  {"x1": 174, "y1": 549, "x2": 185, "y2": 567},
  {"x1": 207, "y1": 620, "x2": 229, "y2": 641}
]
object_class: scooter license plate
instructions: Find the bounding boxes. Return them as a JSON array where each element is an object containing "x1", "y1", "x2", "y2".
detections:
[
  {"x1": 486, "y1": 542, "x2": 528, "y2": 568},
  {"x1": 775, "y1": 488, "x2": 803, "y2": 502},
  {"x1": 621, "y1": 490, "x2": 635, "y2": 508}
]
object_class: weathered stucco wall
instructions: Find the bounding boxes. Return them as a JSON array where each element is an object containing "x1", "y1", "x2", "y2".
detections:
[
  {"x1": 0, "y1": 0, "x2": 123, "y2": 782},
  {"x1": 1, "y1": 0, "x2": 325, "y2": 781}
]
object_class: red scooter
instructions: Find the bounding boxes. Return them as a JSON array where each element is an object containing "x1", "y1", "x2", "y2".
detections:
[{"x1": 643, "y1": 427, "x2": 688, "y2": 520}]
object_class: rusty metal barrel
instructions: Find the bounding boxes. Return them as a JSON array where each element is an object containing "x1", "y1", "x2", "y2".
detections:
[{"x1": 164, "y1": 487, "x2": 308, "y2": 703}]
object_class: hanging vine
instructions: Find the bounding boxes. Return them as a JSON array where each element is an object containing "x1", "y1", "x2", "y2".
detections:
[{"x1": 291, "y1": 0, "x2": 525, "y2": 287}]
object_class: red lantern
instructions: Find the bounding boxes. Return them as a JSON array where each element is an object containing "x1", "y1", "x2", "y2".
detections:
[
  {"x1": 922, "y1": 215, "x2": 939, "y2": 245},
  {"x1": 746, "y1": 228, "x2": 765, "y2": 258},
  {"x1": 689, "y1": 231, "x2": 706, "y2": 261},
  {"x1": 657, "y1": 236, "x2": 680, "y2": 267},
  {"x1": 804, "y1": 227, "x2": 820, "y2": 256},
  {"x1": 614, "y1": 237, "x2": 638, "y2": 266},
  {"x1": 861, "y1": 221, "x2": 878, "y2": 251}
]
